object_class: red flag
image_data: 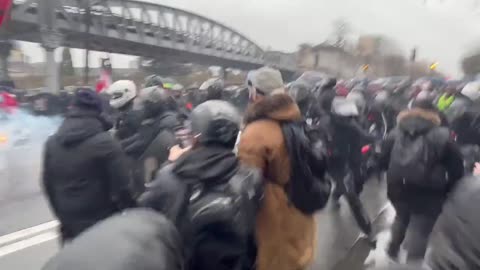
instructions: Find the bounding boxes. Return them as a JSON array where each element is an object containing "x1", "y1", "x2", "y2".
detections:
[
  {"x1": 95, "y1": 70, "x2": 112, "y2": 93},
  {"x1": 95, "y1": 58, "x2": 112, "y2": 93},
  {"x1": 0, "y1": 0, "x2": 13, "y2": 28}
]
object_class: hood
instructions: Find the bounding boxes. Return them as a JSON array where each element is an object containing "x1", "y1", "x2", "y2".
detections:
[
  {"x1": 173, "y1": 146, "x2": 239, "y2": 186},
  {"x1": 396, "y1": 108, "x2": 441, "y2": 135},
  {"x1": 244, "y1": 94, "x2": 301, "y2": 124},
  {"x1": 122, "y1": 111, "x2": 179, "y2": 158},
  {"x1": 42, "y1": 209, "x2": 184, "y2": 270},
  {"x1": 55, "y1": 108, "x2": 106, "y2": 146}
]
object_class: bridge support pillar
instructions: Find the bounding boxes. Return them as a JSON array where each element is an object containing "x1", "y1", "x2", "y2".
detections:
[
  {"x1": 41, "y1": 28, "x2": 63, "y2": 94},
  {"x1": 220, "y1": 67, "x2": 228, "y2": 81},
  {"x1": 0, "y1": 40, "x2": 13, "y2": 88}
]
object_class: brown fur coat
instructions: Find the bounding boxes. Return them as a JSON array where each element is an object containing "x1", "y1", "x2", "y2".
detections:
[
  {"x1": 397, "y1": 108, "x2": 441, "y2": 127},
  {"x1": 239, "y1": 94, "x2": 316, "y2": 270}
]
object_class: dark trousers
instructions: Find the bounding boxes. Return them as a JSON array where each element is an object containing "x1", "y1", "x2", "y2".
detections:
[
  {"x1": 330, "y1": 163, "x2": 372, "y2": 235},
  {"x1": 388, "y1": 201, "x2": 440, "y2": 262}
]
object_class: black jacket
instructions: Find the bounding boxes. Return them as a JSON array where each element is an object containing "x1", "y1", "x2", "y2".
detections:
[
  {"x1": 379, "y1": 108, "x2": 464, "y2": 213},
  {"x1": 42, "y1": 209, "x2": 184, "y2": 270},
  {"x1": 328, "y1": 115, "x2": 375, "y2": 169},
  {"x1": 450, "y1": 99, "x2": 480, "y2": 146},
  {"x1": 426, "y1": 176, "x2": 480, "y2": 270},
  {"x1": 318, "y1": 87, "x2": 336, "y2": 115},
  {"x1": 121, "y1": 111, "x2": 180, "y2": 159},
  {"x1": 114, "y1": 105, "x2": 144, "y2": 140},
  {"x1": 42, "y1": 108, "x2": 136, "y2": 240},
  {"x1": 121, "y1": 111, "x2": 180, "y2": 192},
  {"x1": 139, "y1": 146, "x2": 262, "y2": 270}
]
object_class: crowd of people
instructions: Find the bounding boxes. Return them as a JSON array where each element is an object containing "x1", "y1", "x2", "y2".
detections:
[{"x1": 39, "y1": 66, "x2": 480, "y2": 270}]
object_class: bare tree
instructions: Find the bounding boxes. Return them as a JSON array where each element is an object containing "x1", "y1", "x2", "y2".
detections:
[
  {"x1": 61, "y1": 48, "x2": 75, "y2": 77},
  {"x1": 331, "y1": 18, "x2": 351, "y2": 49}
]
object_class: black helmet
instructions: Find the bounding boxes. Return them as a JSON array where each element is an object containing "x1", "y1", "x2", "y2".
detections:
[
  {"x1": 321, "y1": 77, "x2": 337, "y2": 90},
  {"x1": 144, "y1": 75, "x2": 164, "y2": 88},
  {"x1": 190, "y1": 100, "x2": 240, "y2": 147},
  {"x1": 288, "y1": 81, "x2": 311, "y2": 104},
  {"x1": 137, "y1": 86, "x2": 172, "y2": 118},
  {"x1": 200, "y1": 78, "x2": 224, "y2": 101}
]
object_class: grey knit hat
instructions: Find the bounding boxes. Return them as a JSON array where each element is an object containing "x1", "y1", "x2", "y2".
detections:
[{"x1": 249, "y1": 67, "x2": 285, "y2": 96}]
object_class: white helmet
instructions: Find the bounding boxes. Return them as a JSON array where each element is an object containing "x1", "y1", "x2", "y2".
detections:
[
  {"x1": 106, "y1": 80, "x2": 137, "y2": 109},
  {"x1": 461, "y1": 81, "x2": 480, "y2": 102}
]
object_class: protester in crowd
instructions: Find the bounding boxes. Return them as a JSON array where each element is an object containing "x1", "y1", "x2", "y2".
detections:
[
  {"x1": 105, "y1": 80, "x2": 142, "y2": 140},
  {"x1": 42, "y1": 209, "x2": 184, "y2": 270},
  {"x1": 199, "y1": 78, "x2": 225, "y2": 101},
  {"x1": 139, "y1": 100, "x2": 263, "y2": 270},
  {"x1": 379, "y1": 101, "x2": 463, "y2": 262},
  {"x1": 317, "y1": 77, "x2": 338, "y2": 116},
  {"x1": 436, "y1": 84, "x2": 457, "y2": 112},
  {"x1": 120, "y1": 86, "x2": 181, "y2": 193},
  {"x1": 42, "y1": 88, "x2": 136, "y2": 243},
  {"x1": 238, "y1": 67, "x2": 319, "y2": 270},
  {"x1": 450, "y1": 81, "x2": 480, "y2": 146},
  {"x1": 425, "y1": 174, "x2": 480, "y2": 270}
]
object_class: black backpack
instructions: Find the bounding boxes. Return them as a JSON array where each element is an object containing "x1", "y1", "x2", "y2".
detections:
[
  {"x1": 388, "y1": 128, "x2": 450, "y2": 188},
  {"x1": 182, "y1": 167, "x2": 263, "y2": 270},
  {"x1": 281, "y1": 121, "x2": 331, "y2": 215}
]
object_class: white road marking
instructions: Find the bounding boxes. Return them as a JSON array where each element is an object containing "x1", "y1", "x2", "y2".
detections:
[
  {"x1": 0, "y1": 231, "x2": 58, "y2": 257},
  {"x1": 0, "y1": 221, "x2": 58, "y2": 247},
  {"x1": 365, "y1": 203, "x2": 397, "y2": 267}
]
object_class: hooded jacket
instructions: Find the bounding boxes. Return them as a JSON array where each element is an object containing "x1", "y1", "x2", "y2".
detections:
[
  {"x1": 42, "y1": 209, "x2": 184, "y2": 270},
  {"x1": 450, "y1": 98, "x2": 480, "y2": 146},
  {"x1": 318, "y1": 86, "x2": 336, "y2": 115},
  {"x1": 120, "y1": 111, "x2": 180, "y2": 194},
  {"x1": 427, "y1": 176, "x2": 480, "y2": 270},
  {"x1": 42, "y1": 107, "x2": 136, "y2": 241},
  {"x1": 379, "y1": 108, "x2": 463, "y2": 213},
  {"x1": 121, "y1": 111, "x2": 180, "y2": 159},
  {"x1": 113, "y1": 101, "x2": 143, "y2": 141},
  {"x1": 139, "y1": 146, "x2": 262, "y2": 270},
  {"x1": 238, "y1": 94, "x2": 316, "y2": 270}
]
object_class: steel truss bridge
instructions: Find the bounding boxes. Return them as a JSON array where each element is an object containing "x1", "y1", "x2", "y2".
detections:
[{"x1": 0, "y1": 0, "x2": 296, "y2": 92}]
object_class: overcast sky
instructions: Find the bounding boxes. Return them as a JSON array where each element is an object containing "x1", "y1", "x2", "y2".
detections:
[{"x1": 18, "y1": 0, "x2": 480, "y2": 77}]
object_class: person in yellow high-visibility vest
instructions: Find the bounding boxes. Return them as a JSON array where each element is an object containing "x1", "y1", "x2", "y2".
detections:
[
  {"x1": 437, "y1": 85, "x2": 456, "y2": 112},
  {"x1": 437, "y1": 93, "x2": 455, "y2": 112}
]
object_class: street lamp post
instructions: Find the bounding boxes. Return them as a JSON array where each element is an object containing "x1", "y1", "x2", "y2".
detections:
[{"x1": 83, "y1": 1, "x2": 91, "y2": 85}]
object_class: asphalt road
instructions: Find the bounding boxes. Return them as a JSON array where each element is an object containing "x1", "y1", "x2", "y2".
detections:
[
  {"x1": 0, "y1": 176, "x2": 393, "y2": 270},
  {"x1": 0, "y1": 114, "x2": 59, "y2": 270},
  {"x1": 312, "y1": 177, "x2": 393, "y2": 270}
]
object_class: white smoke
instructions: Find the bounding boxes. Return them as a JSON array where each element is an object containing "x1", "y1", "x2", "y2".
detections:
[
  {"x1": 2, "y1": 110, "x2": 62, "y2": 147},
  {"x1": 0, "y1": 110, "x2": 63, "y2": 199}
]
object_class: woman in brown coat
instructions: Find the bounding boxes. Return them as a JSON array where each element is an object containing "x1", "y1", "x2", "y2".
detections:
[{"x1": 238, "y1": 67, "x2": 316, "y2": 270}]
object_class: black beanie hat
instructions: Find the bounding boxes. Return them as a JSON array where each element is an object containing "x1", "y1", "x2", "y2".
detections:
[{"x1": 73, "y1": 88, "x2": 103, "y2": 112}]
